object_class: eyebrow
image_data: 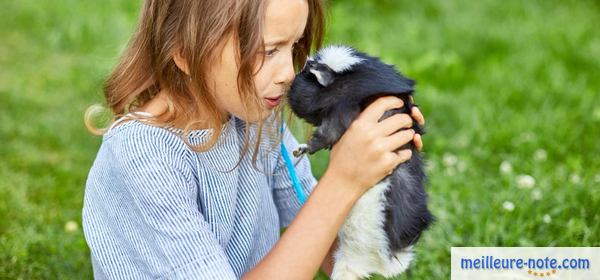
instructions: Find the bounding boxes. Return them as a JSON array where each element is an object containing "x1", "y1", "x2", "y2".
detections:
[{"x1": 265, "y1": 34, "x2": 304, "y2": 46}]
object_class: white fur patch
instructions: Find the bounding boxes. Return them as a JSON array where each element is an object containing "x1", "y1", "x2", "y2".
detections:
[
  {"x1": 317, "y1": 45, "x2": 364, "y2": 73},
  {"x1": 331, "y1": 178, "x2": 414, "y2": 280}
]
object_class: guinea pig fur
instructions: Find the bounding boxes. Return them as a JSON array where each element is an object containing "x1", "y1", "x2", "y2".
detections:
[{"x1": 287, "y1": 45, "x2": 434, "y2": 280}]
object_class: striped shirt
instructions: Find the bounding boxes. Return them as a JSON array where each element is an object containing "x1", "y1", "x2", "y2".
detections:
[{"x1": 82, "y1": 113, "x2": 317, "y2": 279}]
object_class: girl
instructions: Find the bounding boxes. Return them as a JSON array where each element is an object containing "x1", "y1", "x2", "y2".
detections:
[{"x1": 83, "y1": 0, "x2": 425, "y2": 279}]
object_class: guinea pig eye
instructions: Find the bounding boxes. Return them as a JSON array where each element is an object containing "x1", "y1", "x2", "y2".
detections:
[
  {"x1": 301, "y1": 64, "x2": 314, "y2": 77},
  {"x1": 304, "y1": 68, "x2": 318, "y2": 80}
]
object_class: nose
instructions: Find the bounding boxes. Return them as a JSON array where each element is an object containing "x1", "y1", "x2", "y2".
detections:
[
  {"x1": 301, "y1": 57, "x2": 314, "y2": 71},
  {"x1": 275, "y1": 55, "x2": 296, "y2": 85}
]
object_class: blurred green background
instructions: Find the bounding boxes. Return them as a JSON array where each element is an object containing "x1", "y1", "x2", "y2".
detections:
[{"x1": 1, "y1": 0, "x2": 599, "y2": 279}]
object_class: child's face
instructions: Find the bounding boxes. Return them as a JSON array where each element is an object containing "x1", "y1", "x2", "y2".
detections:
[{"x1": 208, "y1": 0, "x2": 308, "y2": 123}]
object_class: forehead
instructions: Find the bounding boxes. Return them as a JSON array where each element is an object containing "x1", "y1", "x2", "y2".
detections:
[{"x1": 263, "y1": 0, "x2": 309, "y2": 43}]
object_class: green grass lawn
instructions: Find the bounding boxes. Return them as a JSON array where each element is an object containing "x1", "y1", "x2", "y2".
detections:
[{"x1": 1, "y1": 0, "x2": 599, "y2": 279}]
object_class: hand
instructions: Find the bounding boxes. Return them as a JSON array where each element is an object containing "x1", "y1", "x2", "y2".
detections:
[{"x1": 324, "y1": 96, "x2": 416, "y2": 196}]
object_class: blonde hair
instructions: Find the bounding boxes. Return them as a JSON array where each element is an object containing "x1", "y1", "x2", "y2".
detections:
[{"x1": 86, "y1": 0, "x2": 325, "y2": 170}]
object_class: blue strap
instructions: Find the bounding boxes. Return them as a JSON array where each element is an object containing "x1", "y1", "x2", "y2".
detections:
[{"x1": 280, "y1": 113, "x2": 307, "y2": 205}]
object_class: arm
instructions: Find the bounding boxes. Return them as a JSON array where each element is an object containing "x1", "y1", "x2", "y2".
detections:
[
  {"x1": 320, "y1": 237, "x2": 338, "y2": 277},
  {"x1": 246, "y1": 96, "x2": 420, "y2": 279},
  {"x1": 315, "y1": 105, "x2": 424, "y2": 278},
  {"x1": 243, "y1": 170, "x2": 360, "y2": 280}
]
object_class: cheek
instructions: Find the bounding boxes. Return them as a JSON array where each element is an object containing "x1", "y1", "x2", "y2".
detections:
[
  {"x1": 210, "y1": 68, "x2": 240, "y2": 107},
  {"x1": 211, "y1": 38, "x2": 244, "y2": 105},
  {"x1": 253, "y1": 64, "x2": 273, "y2": 95}
]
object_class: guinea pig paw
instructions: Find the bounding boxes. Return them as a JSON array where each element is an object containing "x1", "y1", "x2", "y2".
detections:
[{"x1": 293, "y1": 144, "x2": 309, "y2": 157}]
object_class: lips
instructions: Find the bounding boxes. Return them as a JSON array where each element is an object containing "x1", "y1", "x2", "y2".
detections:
[{"x1": 263, "y1": 95, "x2": 283, "y2": 108}]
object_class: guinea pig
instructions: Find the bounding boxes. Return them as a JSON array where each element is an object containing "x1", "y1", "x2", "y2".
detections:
[{"x1": 287, "y1": 45, "x2": 434, "y2": 280}]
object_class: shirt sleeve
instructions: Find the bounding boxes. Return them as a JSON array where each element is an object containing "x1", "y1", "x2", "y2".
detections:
[
  {"x1": 82, "y1": 126, "x2": 237, "y2": 279},
  {"x1": 271, "y1": 123, "x2": 319, "y2": 228}
]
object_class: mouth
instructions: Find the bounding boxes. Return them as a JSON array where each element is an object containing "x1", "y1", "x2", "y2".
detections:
[{"x1": 263, "y1": 95, "x2": 283, "y2": 108}]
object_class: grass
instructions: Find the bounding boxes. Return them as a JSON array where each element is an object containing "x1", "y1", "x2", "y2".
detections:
[{"x1": 1, "y1": 0, "x2": 599, "y2": 279}]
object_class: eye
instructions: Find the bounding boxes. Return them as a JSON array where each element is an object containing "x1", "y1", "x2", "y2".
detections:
[{"x1": 264, "y1": 48, "x2": 279, "y2": 57}]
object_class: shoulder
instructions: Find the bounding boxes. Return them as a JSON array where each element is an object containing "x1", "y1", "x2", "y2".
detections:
[{"x1": 101, "y1": 120, "x2": 195, "y2": 173}]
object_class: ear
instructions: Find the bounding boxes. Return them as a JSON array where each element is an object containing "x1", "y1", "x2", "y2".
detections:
[
  {"x1": 309, "y1": 68, "x2": 335, "y2": 87},
  {"x1": 173, "y1": 49, "x2": 190, "y2": 75}
]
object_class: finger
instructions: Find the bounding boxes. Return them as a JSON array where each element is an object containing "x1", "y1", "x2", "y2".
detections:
[
  {"x1": 382, "y1": 129, "x2": 415, "y2": 151},
  {"x1": 394, "y1": 149, "x2": 413, "y2": 165},
  {"x1": 378, "y1": 113, "x2": 413, "y2": 136},
  {"x1": 359, "y1": 96, "x2": 404, "y2": 123},
  {"x1": 411, "y1": 106, "x2": 425, "y2": 126},
  {"x1": 414, "y1": 133, "x2": 423, "y2": 151}
]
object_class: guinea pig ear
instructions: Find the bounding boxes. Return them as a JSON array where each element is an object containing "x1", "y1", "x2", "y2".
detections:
[{"x1": 309, "y1": 68, "x2": 335, "y2": 87}]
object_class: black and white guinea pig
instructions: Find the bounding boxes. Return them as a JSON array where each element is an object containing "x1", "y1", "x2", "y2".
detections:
[{"x1": 287, "y1": 45, "x2": 434, "y2": 280}]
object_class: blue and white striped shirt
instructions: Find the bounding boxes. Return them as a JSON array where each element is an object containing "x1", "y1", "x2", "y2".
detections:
[{"x1": 82, "y1": 114, "x2": 317, "y2": 279}]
